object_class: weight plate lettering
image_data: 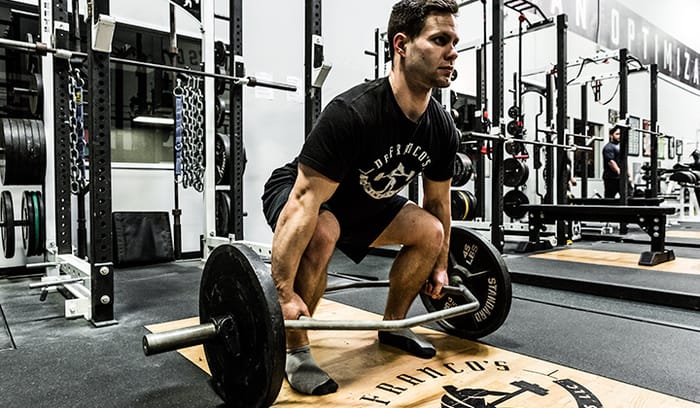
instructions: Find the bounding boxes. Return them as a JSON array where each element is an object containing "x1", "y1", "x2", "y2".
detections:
[{"x1": 420, "y1": 226, "x2": 511, "y2": 339}]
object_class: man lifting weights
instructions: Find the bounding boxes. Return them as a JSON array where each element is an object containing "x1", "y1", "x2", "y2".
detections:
[{"x1": 262, "y1": 0, "x2": 460, "y2": 396}]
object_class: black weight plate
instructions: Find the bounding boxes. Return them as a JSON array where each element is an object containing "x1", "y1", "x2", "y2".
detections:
[
  {"x1": 420, "y1": 226, "x2": 512, "y2": 339},
  {"x1": 34, "y1": 191, "x2": 45, "y2": 256},
  {"x1": 215, "y1": 65, "x2": 227, "y2": 96},
  {"x1": 20, "y1": 120, "x2": 34, "y2": 183},
  {"x1": 200, "y1": 243, "x2": 285, "y2": 408},
  {"x1": 503, "y1": 157, "x2": 528, "y2": 187},
  {"x1": 464, "y1": 190, "x2": 478, "y2": 221},
  {"x1": 0, "y1": 119, "x2": 10, "y2": 184},
  {"x1": 29, "y1": 191, "x2": 42, "y2": 256},
  {"x1": 507, "y1": 105, "x2": 519, "y2": 119},
  {"x1": 215, "y1": 96, "x2": 226, "y2": 129},
  {"x1": 1, "y1": 191, "x2": 15, "y2": 258},
  {"x1": 215, "y1": 190, "x2": 231, "y2": 237},
  {"x1": 451, "y1": 153, "x2": 472, "y2": 187},
  {"x1": 28, "y1": 119, "x2": 46, "y2": 184},
  {"x1": 21, "y1": 191, "x2": 34, "y2": 256},
  {"x1": 215, "y1": 133, "x2": 231, "y2": 185},
  {"x1": 450, "y1": 190, "x2": 469, "y2": 221},
  {"x1": 9, "y1": 118, "x2": 28, "y2": 185},
  {"x1": 20, "y1": 119, "x2": 37, "y2": 184},
  {"x1": 29, "y1": 73, "x2": 43, "y2": 117},
  {"x1": 505, "y1": 140, "x2": 525, "y2": 156},
  {"x1": 1, "y1": 119, "x2": 17, "y2": 185},
  {"x1": 9, "y1": 118, "x2": 20, "y2": 183},
  {"x1": 506, "y1": 120, "x2": 521, "y2": 136},
  {"x1": 503, "y1": 189, "x2": 529, "y2": 219}
]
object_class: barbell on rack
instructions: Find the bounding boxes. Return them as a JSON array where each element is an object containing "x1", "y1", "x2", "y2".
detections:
[
  {"x1": 142, "y1": 226, "x2": 512, "y2": 407},
  {"x1": 614, "y1": 120, "x2": 668, "y2": 138},
  {"x1": 462, "y1": 130, "x2": 593, "y2": 152},
  {"x1": 0, "y1": 38, "x2": 298, "y2": 93},
  {"x1": 536, "y1": 128, "x2": 604, "y2": 144}
]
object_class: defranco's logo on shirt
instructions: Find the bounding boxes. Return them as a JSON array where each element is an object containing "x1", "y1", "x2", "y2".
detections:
[{"x1": 359, "y1": 143, "x2": 432, "y2": 199}]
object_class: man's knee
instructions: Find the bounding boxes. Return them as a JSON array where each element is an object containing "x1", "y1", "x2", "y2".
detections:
[
  {"x1": 414, "y1": 213, "x2": 444, "y2": 254},
  {"x1": 305, "y1": 212, "x2": 340, "y2": 265}
]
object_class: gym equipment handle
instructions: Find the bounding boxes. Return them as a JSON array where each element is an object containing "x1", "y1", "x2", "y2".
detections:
[
  {"x1": 287, "y1": 284, "x2": 478, "y2": 330},
  {"x1": 143, "y1": 284, "x2": 478, "y2": 356}
]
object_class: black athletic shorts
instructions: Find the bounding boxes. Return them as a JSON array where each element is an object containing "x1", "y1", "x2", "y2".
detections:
[{"x1": 261, "y1": 171, "x2": 407, "y2": 264}]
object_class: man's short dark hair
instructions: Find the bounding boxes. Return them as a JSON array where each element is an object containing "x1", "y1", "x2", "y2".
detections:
[
  {"x1": 609, "y1": 125, "x2": 620, "y2": 136},
  {"x1": 387, "y1": 0, "x2": 459, "y2": 62}
]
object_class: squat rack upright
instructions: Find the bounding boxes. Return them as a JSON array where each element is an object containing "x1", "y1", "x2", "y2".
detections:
[{"x1": 5, "y1": 0, "x2": 293, "y2": 326}]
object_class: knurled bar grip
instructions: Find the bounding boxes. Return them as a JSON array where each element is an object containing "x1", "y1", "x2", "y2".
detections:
[{"x1": 142, "y1": 285, "x2": 478, "y2": 356}]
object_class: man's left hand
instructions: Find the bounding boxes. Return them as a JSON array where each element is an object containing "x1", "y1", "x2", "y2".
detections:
[{"x1": 423, "y1": 268, "x2": 449, "y2": 299}]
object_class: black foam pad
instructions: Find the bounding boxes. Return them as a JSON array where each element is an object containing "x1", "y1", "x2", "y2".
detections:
[{"x1": 112, "y1": 212, "x2": 174, "y2": 267}]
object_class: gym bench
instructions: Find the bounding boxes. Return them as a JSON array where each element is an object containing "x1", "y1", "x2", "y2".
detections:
[
  {"x1": 517, "y1": 204, "x2": 676, "y2": 266},
  {"x1": 569, "y1": 198, "x2": 665, "y2": 206}
]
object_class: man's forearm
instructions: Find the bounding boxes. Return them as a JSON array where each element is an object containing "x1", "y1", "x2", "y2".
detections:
[
  {"x1": 609, "y1": 161, "x2": 620, "y2": 175},
  {"x1": 423, "y1": 200, "x2": 451, "y2": 271},
  {"x1": 271, "y1": 201, "x2": 318, "y2": 300}
]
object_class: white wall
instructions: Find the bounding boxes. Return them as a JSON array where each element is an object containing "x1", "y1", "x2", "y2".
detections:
[{"x1": 106, "y1": 0, "x2": 306, "y2": 250}]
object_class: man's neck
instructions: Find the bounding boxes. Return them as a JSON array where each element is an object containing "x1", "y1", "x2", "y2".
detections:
[{"x1": 388, "y1": 70, "x2": 432, "y2": 123}]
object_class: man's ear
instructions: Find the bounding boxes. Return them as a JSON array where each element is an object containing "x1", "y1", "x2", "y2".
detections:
[{"x1": 393, "y1": 33, "x2": 408, "y2": 57}]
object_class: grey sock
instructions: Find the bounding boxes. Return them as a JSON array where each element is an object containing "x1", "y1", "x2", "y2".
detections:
[
  {"x1": 378, "y1": 328, "x2": 436, "y2": 359},
  {"x1": 285, "y1": 346, "x2": 339, "y2": 395}
]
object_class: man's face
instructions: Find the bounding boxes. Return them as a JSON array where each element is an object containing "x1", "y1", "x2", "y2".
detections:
[
  {"x1": 402, "y1": 12, "x2": 459, "y2": 90},
  {"x1": 611, "y1": 129, "x2": 620, "y2": 143}
]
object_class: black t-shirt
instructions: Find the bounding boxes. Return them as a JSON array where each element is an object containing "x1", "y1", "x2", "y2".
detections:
[
  {"x1": 276, "y1": 78, "x2": 459, "y2": 223},
  {"x1": 602, "y1": 141, "x2": 620, "y2": 179}
]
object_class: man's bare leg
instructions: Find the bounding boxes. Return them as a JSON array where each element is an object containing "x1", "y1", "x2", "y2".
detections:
[
  {"x1": 284, "y1": 210, "x2": 340, "y2": 395},
  {"x1": 371, "y1": 203, "x2": 444, "y2": 358}
]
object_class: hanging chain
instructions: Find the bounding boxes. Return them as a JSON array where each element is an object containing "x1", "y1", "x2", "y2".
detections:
[
  {"x1": 68, "y1": 61, "x2": 87, "y2": 195},
  {"x1": 178, "y1": 75, "x2": 205, "y2": 192}
]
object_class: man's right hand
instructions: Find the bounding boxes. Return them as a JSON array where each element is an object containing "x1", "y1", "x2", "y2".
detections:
[{"x1": 279, "y1": 292, "x2": 311, "y2": 321}]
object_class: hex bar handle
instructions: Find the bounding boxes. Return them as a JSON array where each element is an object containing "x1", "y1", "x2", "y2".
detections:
[
  {"x1": 286, "y1": 285, "x2": 479, "y2": 330},
  {"x1": 143, "y1": 285, "x2": 478, "y2": 356}
]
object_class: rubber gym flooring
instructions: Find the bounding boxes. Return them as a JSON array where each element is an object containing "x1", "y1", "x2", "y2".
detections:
[{"x1": 0, "y1": 234, "x2": 699, "y2": 407}]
